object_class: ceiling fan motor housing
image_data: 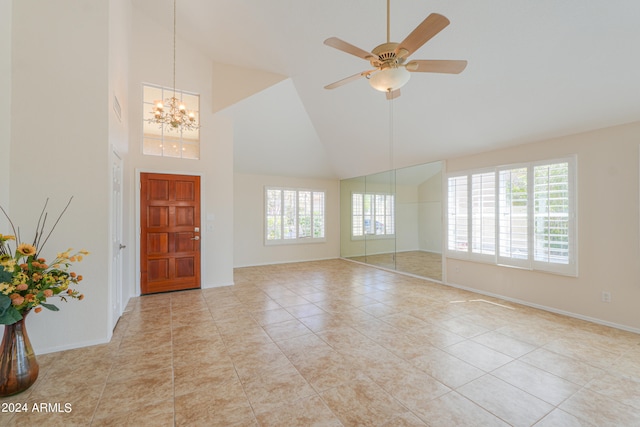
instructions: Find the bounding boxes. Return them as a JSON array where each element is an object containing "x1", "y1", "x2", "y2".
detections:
[{"x1": 370, "y1": 42, "x2": 408, "y2": 68}]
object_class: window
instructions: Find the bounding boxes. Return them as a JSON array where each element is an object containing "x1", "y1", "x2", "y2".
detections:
[
  {"x1": 498, "y1": 167, "x2": 529, "y2": 266},
  {"x1": 447, "y1": 176, "x2": 468, "y2": 251},
  {"x1": 447, "y1": 158, "x2": 576, "y2": 276},
  {"x1": 533, "y1": 162, "x2": 571, "y2": 268},
  {"x1": 142, "y1": 83, "x2": 200, "y2": 159},
  {"x1": 472, "y1": 172, "x2": 496, "y2": 256},
  {"x1": 352, "y1": 192, "x2": 395, "y2": 237},
  {"x1": 265, "y1": 187, "x2": 325, "y2": 244}
]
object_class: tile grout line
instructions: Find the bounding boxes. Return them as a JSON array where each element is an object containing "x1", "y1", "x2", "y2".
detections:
[{"x1": 170, "y1": 295, "x2": 176, "y2": 427}]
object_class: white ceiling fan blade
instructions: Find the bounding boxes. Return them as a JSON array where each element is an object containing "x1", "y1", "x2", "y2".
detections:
[
  {"x1": 405, "y1": 60, "x2": 467, "y2": 74},
  {"x1": 396, "y1": 13, "x2": 450, "y2": 59},
  {"x1": 324, "y1": 37, "x2": 378, "y2": 61},
  {"x1": 324, "y1": 70, "x2": 375, "y2": 90}
]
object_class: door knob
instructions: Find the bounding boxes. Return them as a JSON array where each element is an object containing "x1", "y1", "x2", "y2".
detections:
[
  {"x1": 191, "y1": 236, "x2": 200, "y2": 241},
  {"x1": 119, "y1": 244, "x2": 127, "y2": 250}
]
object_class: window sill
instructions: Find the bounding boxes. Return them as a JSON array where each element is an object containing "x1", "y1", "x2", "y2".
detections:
[{"x1": 265, "y1": 238, "x2": 327, "y2": 246}]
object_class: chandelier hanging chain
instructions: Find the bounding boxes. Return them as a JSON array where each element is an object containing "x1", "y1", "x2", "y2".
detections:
[
  {"x1": 172, "y1": 0, "x2": 176, "y2": 94},
  {"x1": 147, "y1": 0, "x2": 199, "y2": 132}
]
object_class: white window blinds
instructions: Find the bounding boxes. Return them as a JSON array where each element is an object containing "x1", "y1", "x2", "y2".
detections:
[
  {"x1": 447, "y1": 158, "x2": 576, "y2": 276},
  {"x1": 352, "y1": 192, "x2": 395, "y2": 237},
  {"x1": 447, "y1": 176, "x2": 468, "y2": 252},
  {"x1": 266, "y1": 187, "x2": 326, "y2": 244}
]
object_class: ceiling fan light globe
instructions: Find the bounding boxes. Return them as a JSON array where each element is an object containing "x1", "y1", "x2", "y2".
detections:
[{"x1": 369, "y1": 67, "x2": 410, "y2": 92}]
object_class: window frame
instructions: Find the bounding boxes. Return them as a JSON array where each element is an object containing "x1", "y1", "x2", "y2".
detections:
[
  {"x1": 142, "y1": 83, "x2": 201, "y2": 160},
  {"x1": 351, "y1": 191, "x2": 396, "y2": 240},
  {"x1": 446, "y1": 156, "x2": 577, "y2": 276},
  {"x1": 264, "y1": 186, "x2": 326, "y2": 245}
]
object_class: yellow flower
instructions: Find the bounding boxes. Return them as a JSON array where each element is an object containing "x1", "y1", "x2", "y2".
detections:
[
  {"x1": 0, "y1": 283, "x2": 15, "y2": 295},
  {"x1": 57, "y1": 250, "x2": 70, "y2": 259},
  {"x1": 0, "y1": 234, "x2": 16, "y2": 241},
  {"x1": 17, "y1": 243, "x2": 37, "y2": 257}
]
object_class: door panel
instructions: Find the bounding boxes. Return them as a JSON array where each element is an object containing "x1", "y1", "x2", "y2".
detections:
[
  {"x1": 176, "y1": 257, "x2": 195, "y2": 277},
  {"x1": 176, "y1": 207, "x2": 195, "y2": 226},
  {"x1": 111, "y1": 150, "x2": 124, "y2": 329},
  {"x1": 141, "y1": 173, "x2": 201, "y2": 294}
]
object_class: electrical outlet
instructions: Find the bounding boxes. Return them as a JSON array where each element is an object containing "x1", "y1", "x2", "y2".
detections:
[{"x1": 601, "y1": 291, "x2": 611, "y2": 303}]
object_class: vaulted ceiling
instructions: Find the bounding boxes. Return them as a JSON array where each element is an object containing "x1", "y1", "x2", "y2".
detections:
[{"x1": 134, "y1": 0, "x2": 640, "y2": 179}]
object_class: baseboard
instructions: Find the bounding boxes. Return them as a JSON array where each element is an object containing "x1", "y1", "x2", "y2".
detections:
[
  {"x1": 444, "y1": 280, "x2": 640, "y2": 335},
  {"x1": 233, "y1": 256, "x2": 339, "y2": 269},
  {"x1": 202, "y1": 281, "x2": 235, "y2": 289},
  {"x1": 35, "y1": 337, "x2": 111, "y2": 356},
  {"x1": 397, "y1": 249, "x2": 442, "y2": 255}
]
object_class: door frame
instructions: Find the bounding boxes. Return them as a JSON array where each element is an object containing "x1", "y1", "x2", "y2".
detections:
[
  {"x1": 135, "y1": 169, "x2": 205, "y2": 296},
  {"x1": 109, "y1": 148, "x2": 124, "y2": 332}
]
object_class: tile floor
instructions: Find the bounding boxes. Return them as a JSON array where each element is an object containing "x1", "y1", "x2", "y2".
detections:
[
  {"x1": 2, "y1": 259, "x2": 640, "y2": 426},
  {"x1": 347, "y1": 251, "x2": 442, "y2": 281}
]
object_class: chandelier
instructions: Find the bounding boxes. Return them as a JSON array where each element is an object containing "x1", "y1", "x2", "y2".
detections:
[{"x1": 148, "y1": 0, "x2": 199, "y2": 132}]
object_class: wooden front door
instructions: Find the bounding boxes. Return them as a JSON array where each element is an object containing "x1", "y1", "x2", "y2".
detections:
[{"x1": 140, "y1": 173, "x2": 201, "y2": 294}]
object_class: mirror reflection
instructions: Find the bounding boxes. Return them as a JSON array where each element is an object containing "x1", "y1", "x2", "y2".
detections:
[{"x1": 340, "y1": 161, "x2": 442, "y2": 281}]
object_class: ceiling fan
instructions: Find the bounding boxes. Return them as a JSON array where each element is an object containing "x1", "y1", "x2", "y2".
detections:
[{"x1": 323, "y1": 0, "x2": 467, "y2": 99}]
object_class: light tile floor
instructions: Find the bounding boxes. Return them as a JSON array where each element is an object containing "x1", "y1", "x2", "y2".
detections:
[
  {"x1": 347, "y1": 251, "x2": 442, "y2": 281},
  {"x1": 2, "y1": 259, "x2": 640, "y2": 426}
]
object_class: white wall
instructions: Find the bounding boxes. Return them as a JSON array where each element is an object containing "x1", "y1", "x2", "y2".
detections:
[
  {"x1": 108, "y1": 0, "x2": 130, "y2": 156},
  {"x1": 234, "y1": 173, "x2": 340, "y2": 267},
  {"x1": 446, "y1": 121, "x2": 640, "y2": 332},
  {"x1": 128, "y1": 7, "x2": 234, "y2": 290},
  {"x1": 0, "y1": 0, "x2": 11, "y2": 226},
  {"x1": 11, "y1": 0, "x2": 112, "y2": 353}
]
